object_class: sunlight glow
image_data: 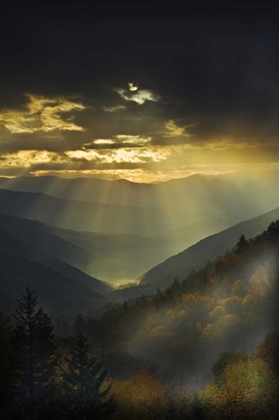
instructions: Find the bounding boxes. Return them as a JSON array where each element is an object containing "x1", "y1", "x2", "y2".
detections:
[
  {"x1": 65, "y1": 146, "x2": 170, "y2": 164},
  {"x1": 29, "y1": 162, "x2": 279, "y2": 183},
  {"x1": 115, "y1": 88, "x2": 159, "y2": 105},
  {"x1": 93, "y1": 139, "x2": 116, "y2": 145},
  {"x1": 116, "y1": 135, "x2": 152, "y2": 145},
  {"x1": 164, "y1": 120, "x2": 194, "y2": 138},
  {"x1": 0, "y1": 150, "x2": 64, "y2": 167},
  {"x1": 0, "y1": 94, "x2": 86, "y2": 133},
  {"x1": 103, "y1": 105, "x2": 125, "y2": 112}
]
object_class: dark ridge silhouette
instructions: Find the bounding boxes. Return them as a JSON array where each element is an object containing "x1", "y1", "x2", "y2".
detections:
[{"x1": 0, "y1": 227, "x2": 109, "y2": 296}]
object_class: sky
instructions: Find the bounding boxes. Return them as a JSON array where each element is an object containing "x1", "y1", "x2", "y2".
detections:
[{"x1": 0, "y1": 2, "x2": 278, "y2": 182}]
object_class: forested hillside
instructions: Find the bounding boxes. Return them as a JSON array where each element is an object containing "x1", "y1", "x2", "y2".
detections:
[
  {"x1": 1, "y1": 220, "x2": 279, "y2": 418},
  {"x1": 137, "y1": 206, "x2": 279, "y2": 292},
  {"x1": 83, "y1": 221, "x2": 279, "y2": 371}
]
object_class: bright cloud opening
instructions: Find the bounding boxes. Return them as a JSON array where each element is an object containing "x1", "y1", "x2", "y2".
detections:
[{"x1": 115, "y1": 88, "x2": 159, "y2": 105}]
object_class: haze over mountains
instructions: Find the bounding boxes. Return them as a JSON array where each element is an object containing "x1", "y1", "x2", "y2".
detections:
[
  {"x1": 1, "y1": 171, "x2": 279, "y2": 314},
  {"x1": 0, "y1": 170, "x2": 279, "y2": 217},
  {"x1": 0, "y1": 205, "x2": 232, "y2": 285},
  {"x1": 134, "y1": 206, "x2": 279, "y2": 294},
  {"x1": 0, "y1": 189, "x2": 208, "y2": 237},
  {"x1": 0, "y1": 230, "x2": 108, "y2": 317}
]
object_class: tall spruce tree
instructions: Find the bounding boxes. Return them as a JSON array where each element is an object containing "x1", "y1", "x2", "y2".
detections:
[
  {"x1": 0, "y1": 312, "x2": 13, "y2": 418},
  {"x1": 234, "y1": 234, "x2": 249, "y2": 254},
  {"x1": 11, "y1": 288, "x2": 60, "y2": 419},
  {"x1": 63, "y1": 333, "x2": 115, "y2": 419}
]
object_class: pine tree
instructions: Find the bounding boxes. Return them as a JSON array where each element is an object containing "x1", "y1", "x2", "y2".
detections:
[
  {"x1": 267, "y1": 220, "x2": 279, "y2": 243},
  {"x1": 11, "y1": 288, "x2": 60, "y2": 419},
  {"x1": 190, "y1": 393, "x2": 207, "y2": 420},
  {"x1": 63, "y1": 333, "x2": 115, "y2": 419},
  {"x1": 75, "y1": 314, "x2": 86, "y2": 335},
  {"x1": 234, "y1": 234, "x2": 249, "y2": 254},
  {"x1": 0, "y1": 312, "x2": 13, "y2": 418}
]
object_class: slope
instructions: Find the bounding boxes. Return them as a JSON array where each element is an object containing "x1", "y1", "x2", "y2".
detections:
[
  {"x1": 0, "y1": 189, "x2": 210, "y2": 236},
  {"x1": 0, "y1": 210, "x2": 235, "y2": 285},
  {"x1": 0, "y1": 252, "x2": 105, "y2": 317},
  {"x1": 0, "y1": 228, "x2": 109, "y2": 295},
  {"x1": 0, "y1": 170, "x2": 278, "y2": 219},
  {"x1": 137, "y1": 206, "x2": 279, "y2": 293}
]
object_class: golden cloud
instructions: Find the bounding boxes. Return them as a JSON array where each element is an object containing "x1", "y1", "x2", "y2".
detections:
[
  {"x1": 115, "y1": 135, "x2": 152, "y2": 145},
  {"x1": 85, "y1": 135, "x2": 152, "y2": 148},
  {"x1": 93, "y1": 139, "x2": 116, "y2": 145},
  {"x1": 103, "y1": 105, "x2": 125, "y2": 112},
  {"x1": 31, "y1": 168, "x2": 197, "y2": 183},
  {"x1": 164, "y1": 120, "x2": 195, "y2": 138},
  {"x1": 0, "y1": 150, "x2": 65, "y2": 167},
  {"x1": 115, "y1": 88, "x2": 159, "y2": 105},
  {"x1": 0, "y1": 94, "x2": 86, "y2": 133},
  {"x1": 66, "y1": 146, "x2": 170, "y2": 164}
]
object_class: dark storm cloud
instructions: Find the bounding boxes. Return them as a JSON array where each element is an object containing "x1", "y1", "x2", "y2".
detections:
[{"x1": 0, "y1": 2, "x2": 279, "y2": 176}]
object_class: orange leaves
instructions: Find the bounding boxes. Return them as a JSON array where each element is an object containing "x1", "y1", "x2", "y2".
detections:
[
  {"x1": 255, "y1": 331, "x2": 279, "y2": 376},
  {"x1": 231, "y1": 279, "x2": 247, "y2": 297},
  {"x1": 109, "y1": 372, "x2": 167, "y2": 419},
  {"x1": 200, "y1": 358, "x2": 279, "y2": 419},
  {"x1": 202, "y1": 314, "x2": 242, "y2": 343}
]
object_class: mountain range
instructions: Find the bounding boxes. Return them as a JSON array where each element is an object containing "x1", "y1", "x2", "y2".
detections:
[
  {"x1": 0, "y1": 190, "x2": 235, "y2": 283},
  {"x1": 1, "y1": 171, "x2": 279, "y2": 313},
  {"x1": 114, "y1": 206, "x2": 279, "y2": 299},
  {"x1": 0, "y1": 171, "x2": 278, "y2": 218}
]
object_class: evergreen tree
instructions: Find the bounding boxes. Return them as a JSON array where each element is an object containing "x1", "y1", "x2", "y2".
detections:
[
  {"x1": 75, "y1": 314, "x2": 86, "y2": 335},
  {"x1": 0, "y1": 312, "x2": 14, "y2": 418},
  {"x1": 190, "y1": 393, "x2": 207, "y2": 420},
  {"x1": 122, "y1": 300, "x2": 128, "y2": 313},
  {"x1": 267, "y1": 220, "x2": 279, "y2": 243},
  {"x1": 11, "y1": 288, "x2": 60, "y2": 419},
  {"x1": 234, "y1": 234, "x2": 249, "y2": 254},
  {"x1": 63, "y1": 333, "x2": 115, "y2": 419}
]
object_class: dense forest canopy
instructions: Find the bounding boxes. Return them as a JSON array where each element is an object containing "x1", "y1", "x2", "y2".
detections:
[{"x1": 1, "y1": 220, "x2": 279, "y2": 418}]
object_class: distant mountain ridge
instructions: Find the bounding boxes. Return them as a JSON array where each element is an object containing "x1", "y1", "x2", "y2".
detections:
[
  {"x1": 0, "y1": 189, "x2": 209, "y2": 236},
  {"x1": 116, "y1": 206, "x2": 279, "y2": 297},
  {"x1": 0, "y1": 211, "x2": 234, "y2": 285},
  {"x1": 0, "y1": 252, "x2": 105, "y2": 317},
  {"x1": 0, "y1": 227, "x2": 109, "y2": 293},
  {"x1": 0, "y1": 230, "x2": 109, "y2": 317},
  {"x1": 0, "y1": 171, "x2": 278, "y2": 219},
  {"x1": 1, "y1": 170, "x2": 279, "y2": 289}
]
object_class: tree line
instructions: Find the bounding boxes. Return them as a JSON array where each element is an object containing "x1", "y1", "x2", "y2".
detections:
[
  {"x1": 0, "y1": 288, "x2": 115, "y2": 420},
  {"x1": 1, "y1": 220, "x2": 279, "y2": 418}
]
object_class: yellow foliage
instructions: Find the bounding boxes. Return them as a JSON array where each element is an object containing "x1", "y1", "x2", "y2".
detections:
[
  {"x1": 109, "y1": 372, "x2": 167, "y2": 419},
  {"x1": 176, "y1": 309, "x2": 187, "y2": 319},
  {"x1": 202, "y1": 315, "x2": 241, "y2": 343},
  {"x1": 150, "y1": 326, "x2": 165, "y2": 337},
  {"x1": 212, "y1": 286, "x2": 226, "y2": 300},
  {"x1": 209, "y1": 305, "x2": 226, "y2": 320},
  {"x1": 200, "y1": 357, "x2": 279, "y2": 419},
  {"x1": 231, "y1": 279, "x2": 246, "y2": 297}
]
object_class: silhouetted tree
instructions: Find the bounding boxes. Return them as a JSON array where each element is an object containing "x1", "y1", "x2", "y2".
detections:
[
  {"x1": 0, "y1": 312, "x2": 13, "y2": 418},
  {"x1": 11, "y1": 288, "x2": 60, "y2": 419},
  {"x1": 267, "y1": 220, "x2": 279, "y2": 243},
  {"x1": 75, "y1": 314, "x2": 86, "y2": 335},
  {"x1": 122, "y1": 300, "x2": 128, "y2": 313},
  {"x1": 190, "y1": 393, "x2": 207, "y2": 420},
  {"x1": 234, "y1": 234, "x2": 249, "y2": 254},
  {"x1": 63, "y1": 333, "x2": 115, "y2": 419},
  {"x1": 171, "y1": 277, "x2": 180, "y2": 291},
  {"x1": 256, "y1": 331, "x2": 279, "y2": 376}
]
